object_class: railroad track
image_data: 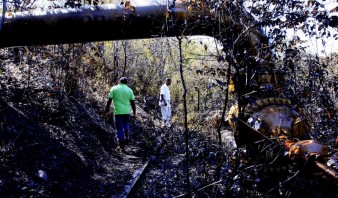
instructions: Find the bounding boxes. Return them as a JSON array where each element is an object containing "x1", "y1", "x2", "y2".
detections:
[
  {"x1": 118, "y1": 125, "x2": 237, "y2": 197},
  {"x1": 118, "y1": 124, "x2": 177, "y2": 197}
]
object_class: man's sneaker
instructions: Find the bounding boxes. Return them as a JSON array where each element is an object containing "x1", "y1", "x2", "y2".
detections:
[
  {"x1": 162, "y1": 120, "x2": 167, "y2": 128},
  {"x1": 124, "y1": 132, "x2": 130, "y2": 141},
  {"x1": 165, "y1": 121, "x2": 171, "y2": 127}
]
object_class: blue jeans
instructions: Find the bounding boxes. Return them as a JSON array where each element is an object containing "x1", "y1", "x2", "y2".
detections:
[{"x1": 115, "y1": 114, "x2": 130, "y2": 141}]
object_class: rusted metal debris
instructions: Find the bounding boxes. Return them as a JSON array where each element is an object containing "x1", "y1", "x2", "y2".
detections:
[{"x1": 227, "y1": 95, "x2": 338, "y2": 179}]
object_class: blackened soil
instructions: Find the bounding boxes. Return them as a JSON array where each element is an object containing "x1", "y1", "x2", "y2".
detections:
[{"x1": 0, "y1": 83, "x2": 152, "y2": 197}]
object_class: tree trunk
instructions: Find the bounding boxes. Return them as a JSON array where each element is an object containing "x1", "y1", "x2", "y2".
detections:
[{"x1": 178, "y1": 37, "x2": 191, "y2": 197}]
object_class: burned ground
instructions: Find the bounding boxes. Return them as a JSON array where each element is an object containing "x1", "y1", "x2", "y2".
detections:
[
  {"x1": 0, "y1": 83, "x2": 152, "y2": 197},
  {"x1": 1, "y1": 49, "x2": 338, "y2": 197}
]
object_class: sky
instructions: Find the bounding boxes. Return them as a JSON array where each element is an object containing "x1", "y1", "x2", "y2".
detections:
[
  {"x1": 244, "y1": 0, "x2": 338, "y2": 55},
  {"x1": 286, "y1": 0, "x2": 338, "y2": 55}
]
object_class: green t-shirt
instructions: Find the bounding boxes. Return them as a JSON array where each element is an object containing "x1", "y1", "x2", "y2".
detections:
[{"x1": 108, "y1": 84, "x2": 135, "y2": 115}]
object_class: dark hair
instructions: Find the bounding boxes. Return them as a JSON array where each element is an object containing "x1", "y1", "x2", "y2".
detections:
[{"x1": 119, "y1": 77, "x2": 128, "y2": 84}]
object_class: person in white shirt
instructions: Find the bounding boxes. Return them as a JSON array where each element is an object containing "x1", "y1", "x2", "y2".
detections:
[{"x1": 159, "y1": 78, "x2": 172, "y2": 127}]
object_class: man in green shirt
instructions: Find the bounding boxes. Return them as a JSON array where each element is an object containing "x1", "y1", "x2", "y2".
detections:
[{"x1": 104, "y1": 77, "x2": 136, "y2": 149}]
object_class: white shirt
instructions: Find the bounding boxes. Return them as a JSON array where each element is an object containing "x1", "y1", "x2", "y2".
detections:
[{"x1": 160, "y1": 84, "x2": 170, "y2": 107}]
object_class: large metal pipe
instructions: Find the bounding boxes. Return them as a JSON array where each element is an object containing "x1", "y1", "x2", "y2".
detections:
[
  {"x1": 0, "y1": 0, "x2": 270, "y2": 53},
  {"x1": 0, "y1": 0, "x2": 211, "y2": 48}
]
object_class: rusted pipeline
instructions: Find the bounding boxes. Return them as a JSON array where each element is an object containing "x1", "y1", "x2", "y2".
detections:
[
  {"x1": 0, "y1": 0, "x2": 210, "y2": 47},
  {"x1": 0, "y1": 0, "x2": 270, "y2": 62},
  {"x1": 314, "y1": 161, "x2": 338, "y2": 180},
  {"x1": 0, "y1": 1, "x2": 167, "y2": 47}
]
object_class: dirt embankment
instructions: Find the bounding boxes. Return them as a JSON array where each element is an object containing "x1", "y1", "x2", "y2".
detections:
[{"x1": 0, "y1": 68, "x2": 159, "y2": 197}]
